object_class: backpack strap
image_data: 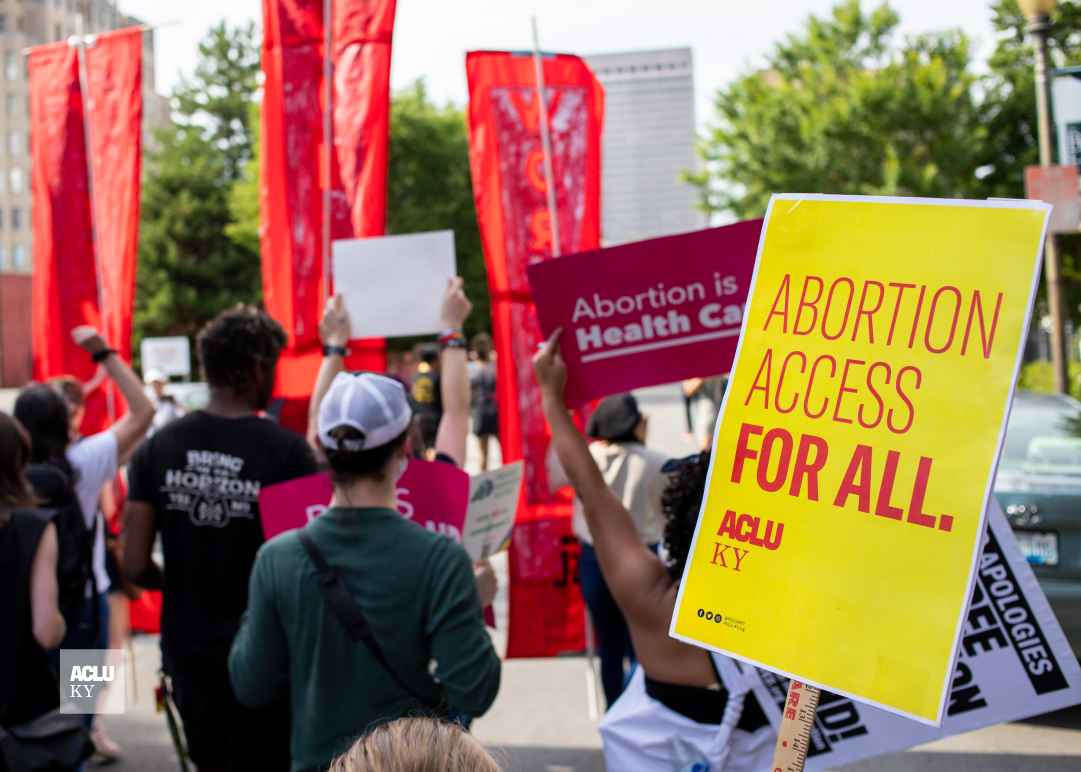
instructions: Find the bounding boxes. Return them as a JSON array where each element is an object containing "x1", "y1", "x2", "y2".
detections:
[{"x1": 296, "y1": 531, "x2": 445, "y2": 714}]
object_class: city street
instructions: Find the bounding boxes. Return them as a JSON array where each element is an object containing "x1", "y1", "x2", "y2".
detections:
[
  {"x1": 6, "y1": 2, "x2": 1081, "y2": 770},
  {"x1": 83, "y1": 385, "x2": 1081, "y2": 771}
]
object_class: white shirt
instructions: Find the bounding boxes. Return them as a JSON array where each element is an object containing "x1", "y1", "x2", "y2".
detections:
[
  {"x1": 600, "y1": 655, "x2": 775, "y2": 771},
  {"x1": 549, "y1": 441, "x2": 668, "y2": 546},
  {"x1": 67, "y1": 430, "x2": 118, "y2": 595}
]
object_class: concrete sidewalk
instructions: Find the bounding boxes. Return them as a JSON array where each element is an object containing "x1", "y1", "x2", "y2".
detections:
[{"x1": 102, "y1": 632, "x2": 1081, "y2": 772}]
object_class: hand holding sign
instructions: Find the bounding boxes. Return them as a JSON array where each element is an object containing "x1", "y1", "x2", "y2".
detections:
[
  {"x1": 671, "y1": 195, "x2": 1051, "y2": 725},
  {"x1": 319, "y1": 294, "x2": 352, "y2": 348},
  {"x1": 532, "y1": 328, "x2": 568, "y2": 401},
  {"x1": 528, "y1": 222, "x2": 760, "y2": 406},
  {"x1": 440, "y1": 276, "x2": 472, "y2": 330},
  {"x1": 332, "y1": 231, "x2": 456, "y2": 338}
]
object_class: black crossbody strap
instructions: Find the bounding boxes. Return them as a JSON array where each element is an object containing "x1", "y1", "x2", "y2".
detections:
[{"x1": 297, "y1": 531, "x2": 443, "y2": 713}]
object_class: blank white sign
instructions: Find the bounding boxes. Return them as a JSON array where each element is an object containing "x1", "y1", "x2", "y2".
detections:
[
  {"x1": 332, "y1": 231, "x2": 456, "y2": 338},
  {"x1": 140, "y1": 336, "x2": 192, "y2": 378}
]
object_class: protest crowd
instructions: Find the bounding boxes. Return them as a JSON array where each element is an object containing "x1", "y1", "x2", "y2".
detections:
[
  {"x1": 1, "y1": 276, "x2": 755, "y2": 771},
  {"x1": 5, "y1": 3, "x2": 1081, "y2": 772}
]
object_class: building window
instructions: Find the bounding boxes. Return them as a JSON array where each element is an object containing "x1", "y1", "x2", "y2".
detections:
[
  {"x1": 5, "y1": 52, "x2": 17, "y2": 81},
  {"x1": 0, "y1": 245, "x2": 7, "y2": 272},
  {"x1": 0, "y1": 16, "x2": 6, "y2": 34},
  {"x1": 10, "y1": 168, "x2": 23, "y2": 194},
  {"x1": 0, "y1": 209, "x2": 5, "y2": 230},
  {"x1": 5, "y1": 95, "x2": 15, "y2": 116},
  {"x1": 9, "y1": 131, "x2": 20, "y2": 155},
  {"x1": 54, "y1": 24, "x2": 62, "y2": 41},
  {"x1": 11, "y1": 208, "x2": 20, "y2": 231},
  {"x1": 13, "y1": 242, "x2": 26, "y2": 271}
]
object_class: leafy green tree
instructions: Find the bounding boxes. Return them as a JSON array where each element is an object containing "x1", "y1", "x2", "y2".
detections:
[
  {"x1": 983, "y1": 1, "x2": 1081, "y2": 329},
  {"x1": 173, "y1": 21, "x2": 261, "y2": 183},
  {"x1": 688, "y1": 0, "x2": 986, "y2": 219},
  {"x1": 135, "y1": 22, "x2": 262, "y2": 346},
  {"x1": 226, "y1": 80, "x2": 490, "y2": 342},
  {"x1": 385, "y1": 81, "x2": 488, "y2": 340}
]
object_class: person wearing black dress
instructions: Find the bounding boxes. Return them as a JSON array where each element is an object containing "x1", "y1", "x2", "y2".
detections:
[{"x1": 0, "y1": 411, "x2": 67, "y2": 731}]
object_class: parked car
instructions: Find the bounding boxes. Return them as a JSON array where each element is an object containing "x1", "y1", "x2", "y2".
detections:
[{"x1": 994, "y1": 390, "x2": 1081, "y2": 655}]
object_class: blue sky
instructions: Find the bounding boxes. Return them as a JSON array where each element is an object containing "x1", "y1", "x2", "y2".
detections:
[{"x1": 117, "y1": 0, "x2": 1002, "y2": 125}]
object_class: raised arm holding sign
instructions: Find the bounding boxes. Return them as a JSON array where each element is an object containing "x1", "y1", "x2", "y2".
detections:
[
  {"x1": 528, "y1": 222, "x2": 760, "y2": 407},
  {"x1": 533, "y1": 331, "x2": 776, "y2": 771},
  {"x1": 670, "y1": 194, "x2": 1052, "y2": 726}
]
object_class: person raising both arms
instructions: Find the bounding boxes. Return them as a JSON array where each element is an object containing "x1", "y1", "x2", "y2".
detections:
[
  {"x1": 229, "y1": 296, "x2": 500, "y2": 772},
  {"x1": 533, "y1": 330, "x2": 775, "y2": 771},
  {"x1": 123, "y1": 307, "x2": 318, "y2": 772},
  {"x1": 308, "y1": 277, "x2": 476, "y2": 469}
]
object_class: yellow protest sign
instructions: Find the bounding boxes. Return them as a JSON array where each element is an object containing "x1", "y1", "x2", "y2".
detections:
[{"x1": 670, "y1": 195, "x2": 1050, "y2": 724}]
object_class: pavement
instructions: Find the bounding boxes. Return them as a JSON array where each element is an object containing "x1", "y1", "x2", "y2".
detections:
[{"x1": 33, "y1": 383, "x2": 1081, "y2": 770}]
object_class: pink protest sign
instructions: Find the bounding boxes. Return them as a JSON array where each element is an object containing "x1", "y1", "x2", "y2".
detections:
[
  {"x1": 259, "y1": 459, "x2": 471, "y2": 542},
  {"x1": 527, "y1": 221, "x2": 762, "y2": 407}
]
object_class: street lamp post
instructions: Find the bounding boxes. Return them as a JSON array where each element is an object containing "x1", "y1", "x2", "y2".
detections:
[{"x1": 1021, "y1": 0, "x2": 1070, "y2": 394}]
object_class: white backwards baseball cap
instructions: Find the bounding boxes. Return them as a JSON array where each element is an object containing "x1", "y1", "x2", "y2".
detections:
[{"x1": 317, "y1": 372, "x2": 413, "y2": 452}]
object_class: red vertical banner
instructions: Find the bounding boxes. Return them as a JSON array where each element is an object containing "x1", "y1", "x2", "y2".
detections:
[
  {"x1": 29, "y1": 33, "x2": 142, "y2": 434},
  {"x1": 84, "y1": 28, "x2": 143, "y2": 431},
  {"x1": 29, "y1": 43, "x2": 97, "y2": 385},
  {"x1": 333, "y1": 0, "x2": 395, "y2": 240},
  {"x1": 261, "y1": 0, "x2": 393, "y2": 432},
  {"x1": 466, "y1": 51, "x2": 604, "y2": 658}
]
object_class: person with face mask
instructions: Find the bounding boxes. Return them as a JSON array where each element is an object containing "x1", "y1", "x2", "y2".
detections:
[
  {"x1": 227, "y1": 368, "x2": 501, "y2": 772},
  {"x1": 122, "y1": 306, "x2": 318, "y2": 772}
]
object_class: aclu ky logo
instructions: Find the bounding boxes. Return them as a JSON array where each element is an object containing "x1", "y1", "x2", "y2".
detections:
[{"x1": 59, "y1": 649, "x2": 126, "y2": 715}]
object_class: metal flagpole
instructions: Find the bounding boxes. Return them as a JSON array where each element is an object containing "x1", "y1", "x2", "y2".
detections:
[
  {"x1": 531, "y1": 16, "x2": 561, "y2": 258},
  {"x1": 532, "y1": 16, "x2": 600, "y2": 716},
  {"x1": 323, "y1": 0, "x2": 334, "y2": 302},
  {"x1": 74, "y1": 10, "x2": 116, "y2": 423}
]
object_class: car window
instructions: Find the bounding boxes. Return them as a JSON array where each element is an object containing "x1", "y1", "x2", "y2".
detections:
[{"x1": 1000, "y1": 399, "x2": 1081, "y2": 475}]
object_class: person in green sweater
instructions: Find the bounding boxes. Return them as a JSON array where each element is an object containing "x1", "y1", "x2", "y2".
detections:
[{"x1": 228, "y1": 365, "x2": 502, "y2": 772}]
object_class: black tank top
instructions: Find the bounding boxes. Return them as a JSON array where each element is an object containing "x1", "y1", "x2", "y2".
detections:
[
  {"x1": 643, "y1": 653, "x2": 770, "y2": 731},
  {"x1": 0, "y1": 510, "x2": 60, "y2": 726}
]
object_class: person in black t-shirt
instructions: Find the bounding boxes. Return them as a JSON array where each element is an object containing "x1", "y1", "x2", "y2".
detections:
[
  {"x1": 123, "y1": 307, "x2": 317, "y2": 772},
  {"x1": 410, "y1": 344, "x2": 443, "y2": 455}
]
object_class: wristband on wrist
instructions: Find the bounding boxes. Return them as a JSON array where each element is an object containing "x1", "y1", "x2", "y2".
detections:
[
  {"x1": 91, "y1": 348, "x2": 117, "y2": 364},
  {"x1": 438, "y1": 329, "x2": 466, "y2": 350},
  {"x1": 323, "y1": 344, "x2": 349, "y2": 358}
]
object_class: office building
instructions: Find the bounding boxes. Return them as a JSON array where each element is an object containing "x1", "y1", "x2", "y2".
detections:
[
  {"x1": 0, "y1": 0, "x2": 168, "y2": 385},
  {"x1": 585, "y1": 47, "x2": 706, "y2": 246}
]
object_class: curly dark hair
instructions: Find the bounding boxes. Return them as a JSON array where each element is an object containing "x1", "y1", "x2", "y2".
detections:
[
  {"x1": 197, "y1": 306, "x2": 287, "y2": 392},
  {"x1": 661, "y1": 451, "x2": 711, "y2": 582}
]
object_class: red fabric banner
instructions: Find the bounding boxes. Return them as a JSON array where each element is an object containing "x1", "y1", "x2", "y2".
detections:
[
  {"x1": 261, "y1": 0, "x2": 394, "y2": 432},
  {"x1": 85, "y1": 29, "x2": 143, "y2": 431},
  {"x1": 29, "y1": 32, "x2": 142, "y2": 434},
  {"x1": 466, "y1": 51, "x2": 604, "y2": 658}
]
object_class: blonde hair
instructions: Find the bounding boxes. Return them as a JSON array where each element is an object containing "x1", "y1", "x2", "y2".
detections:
[{"x1": 329, "y1": 719, "x2": 501, "y2": 772}]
